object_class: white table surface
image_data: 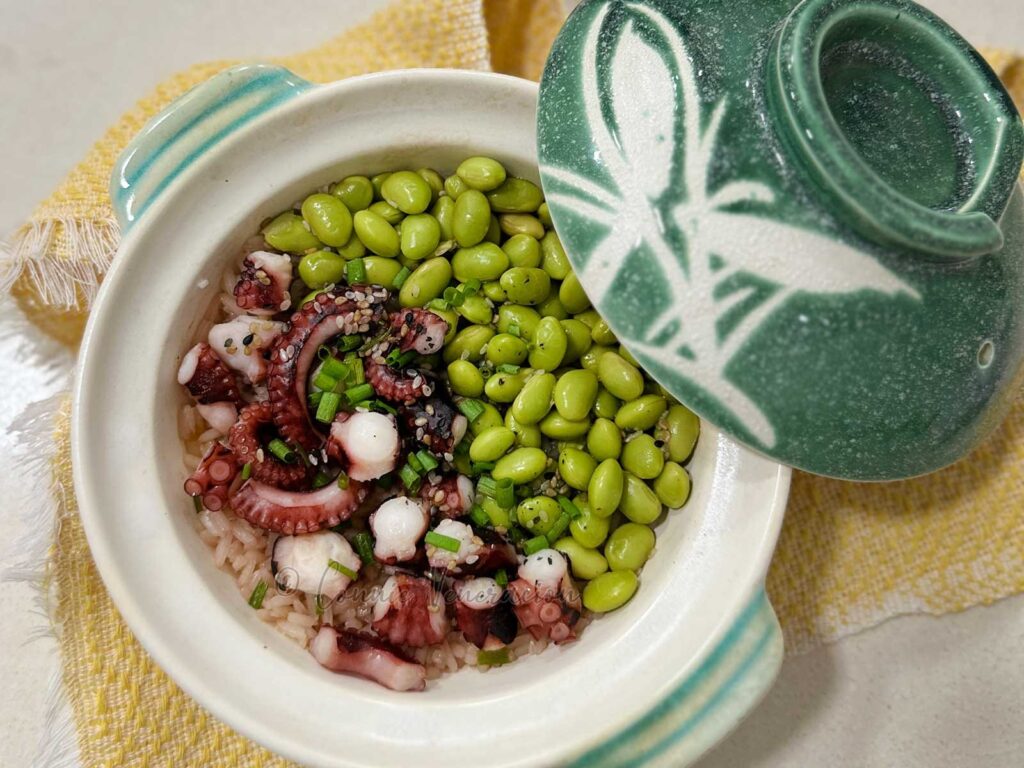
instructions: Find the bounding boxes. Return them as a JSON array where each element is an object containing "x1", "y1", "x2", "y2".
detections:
[{"x1": 1, "y1": 2, "x2": 1021, "y2": 766}]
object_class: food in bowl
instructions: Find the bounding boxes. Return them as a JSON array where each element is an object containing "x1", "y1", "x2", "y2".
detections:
[{"x1": 177, "y1": 156, "x2": 699, "y2": 691}]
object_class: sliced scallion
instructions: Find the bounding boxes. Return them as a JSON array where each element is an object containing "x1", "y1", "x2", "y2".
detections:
[
  {"x1": 407, "y1": 452, "x2": 424, "y2": 473},
  {"x1": 315, "y1": 391, "x2": 341, "y2": 423},
  {"x1": 547, "y1": 511, "x2": 571, "y2": 542},
  {"x1": 308, "y1": 391, "x2": 323, "y2": 409},
  {"x1": 248, "y1": 580, "x2": 269, "y2": 609},
  {"x1": 477, "y1": 475, "x2": 498, "y2": 498},
  {"x1": 328, "y1": 559, "x2": 358, "y2": 581},
  {"x1": 268, "y1": 438, "x2": 296, "y2": 464},
  {"x1": 425, "y1": 530, "x2": 461, "y2": 553},
  {"x1": 345, "y1": 355, "x2": 365, "y2": 385},
  {"x1": 353, "y1": 531, "x2": 375, "y2": 565},
  {"x1": 321, "y1": 357, "x2": 350, "y2": 380},
  {"x1": 458, "y1": 398, "x2": 486, "y2": 423},
  {"x1": 471, "y1": 461, "x2": 496, "y2": 475},
  {"x1": 371, "y1": 399, "x2": 397, "y2": 415},
  {"x1": 477, "y1": 647, "x2": 511, "y2": 666},
  {"x1": 469, "y1": 504, "x2": 490, "y2": 528},
  {"x1": 557, "y1": 495, "x2": 582, "y2": 520},
  {"x1": 399, "y1": 463, "x2": 421, "y2": 492},
  {"x1": 337, "y1": 335, "x2": 362, "y2": 352},
  {"x1": 345, "y1": 382, "x2": 374, "y2": 405},
  {"x1": 392, "y1": 266, "x2": 412, "y2": 289},
  {"x1": 346, "y1": 257, "x2": 366, "y2": 285},
  {"x1": 416, "y1": 450, "x2": 439, "y2": 472},
  {"x1": 240, "y1": 462, "x2": 252, "y2": 481},
  {"x1": 495, "y1": 568, "x2": 509, "y2": 587},
  {"x1": 496, "y1": 363, "x2": 520, "y2": 374},
  {"x1": 312, "y1": 371, "x2": 339, "y2": 392},
  {"x1": 312, "y1": 471, "x2": 332, "y2": 489},
  {"x1": 494, "y1": 477, "x2": 515, "y2": 509},
  {"x1": 523, "y1": 535, "x2": 549, "y2": 556}
]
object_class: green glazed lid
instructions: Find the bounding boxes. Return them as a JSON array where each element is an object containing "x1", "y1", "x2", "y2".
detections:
[{"x1": 536, "y1": 0, "x2": 1024, "y2": 480}]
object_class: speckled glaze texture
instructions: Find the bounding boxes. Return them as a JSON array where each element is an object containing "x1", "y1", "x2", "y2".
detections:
[{"x1": 538, "y1": 0, "x2": 1024, "y2": 480}]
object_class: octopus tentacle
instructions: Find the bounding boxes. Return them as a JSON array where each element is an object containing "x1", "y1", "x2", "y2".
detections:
[
  {"x1": 266, "y1": 287, "x2": 389, "y2": 451},
  {"x1": 310, "y1": 627, "x2": 426, "y2": 692},
  {"x1": 234, "y1": 251, "x2": 293, "y2": 315},
  {"x1": 389, "y1": 308, "x2": 448, "y2": 355},
  {"x1": 419, "y1": 474, "x2": 475, "y2": 519},
  {"x1": 364, "y1": 360, "x2": 434, "y2": 406},
  {"x1": 399, "y1": 397, "x2": 467, "y2": 456},
  {"x1": 228, "y1": 477, "x2": 367, "y2": 534},
  {"x1": 184, "y1": 443, "x2": 240, "y2": 511},
  {"x1": 228, "y1": 402, "x2": 311, "y2": 489},
  {"x1": 371, "y1": 573, "x2": 449, "y2": 648},
  {"x1": 454, "y1": 577, "x2": 519, "y2": 649},
  {"x1": 178, "y1": 343, "x2": 243, "y2": 405}
]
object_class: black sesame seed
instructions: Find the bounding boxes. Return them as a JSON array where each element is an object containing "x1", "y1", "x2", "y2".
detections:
[{"x1": 242, "y1": 333, "x2": 255, "y2": 346}]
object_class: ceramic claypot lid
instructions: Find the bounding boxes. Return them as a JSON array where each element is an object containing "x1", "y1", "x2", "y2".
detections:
[{"x1": 537, "y1": 0, "x2": 1024, "y2": 480}]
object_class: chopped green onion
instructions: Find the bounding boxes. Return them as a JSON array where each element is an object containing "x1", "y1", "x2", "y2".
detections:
[
  {"x1": 371, "y1": 399, "x2": 397, "y2": 415},
  {"x1": 346, "y1": 257, "x2": 366, "y2": 284},
  {"x1": 315, "y1": 593, "x2": 326, "y2": 616},
  {"x1": 399, "y1": 463, "x2": 422, "y2": 492},
  {"x1": 248, "y1": 580, "x2": 269, "y2": 609},
  {"x1": 416, "y1": 450, "x2": 439, "y2": 472},
  {"x1": 268, "y1": 438, "x2": 296, "y2": 464},
  {"x1": 407, "y1": 452, "x2": 424, "y2": 473},
  {"x1": 506, "y1": 525, "x2": 526, "y2": 544},
  {"x1": 192, "y1": 496, "x2": 203, "y2": 513},
  {"x1": 477, "y1": 475, "x2": 498, "y2": 498},
  {"x1": 337, "y1": 335, "x2": 362, "y2": 352},
  {"x1": 317, "y1": 345, "x2": 332, "y2": 360},
  {"x1": 308, "y1": 391, "x2": 323, "y2": 409},
  {"x1": 547, "y1": 511, "x2": 571, "y2": 542},
  {"x1": 336, "y1": 470, "x2": 349, "y2": 489},
  {"x1": 495, "y1": 568, "x2": 509, "y2": 587},
  {"x1": 328, "y1": 559, "x2": 358, "y2": 581},
  {"x1": 345, "y1": 355, "x2": 365, "y2": 385},
  {"x1": 469, "y1": 504, "x2": 491, "y2": 528},
  {"x1": 477, "y1": 647, "x2": 511, "y2": 666},
  {"x1": 557, "y1": 495, "x2": 582, "y2": 520},
  {"x1": 353, "y1": 532, "x2": 375, "y2": 565},
  {"x1": 345, "y1": 382, "x2": 374, "y2": 405},
  {"x1": 241, "y1": 462, "x2": 252, "y2": 481},
  {"x1": 321, "y1": 357, "x2": 350, "y2": 380},
  {"x1": 425, "y1": 530, "x2": 462, "y2": 553},
  {"x1": 392, "y1": 266, "x2": 412, "y2": 289},
  {"x1": 461, "y1": 278, "x2": 482, "y2": 296},
  {"x1": 471, "y1": 461, "x2": 496, "y2": 475},
  {"x1": 386, "y1": 348, "x2": 418, "y2": 368},
  {"x1": 312, "y1": 471, "x2": 332, "y2": 489},
  {"x1": 523, "y1": 535, "x2": 549, "y2": 555},
  {"x1": 458, "y1": 399, "x2": 486, "y2": 423},
  {"x1": 496, "y1": 363, "x2": 521, "y2": 374},
  {"x1": 494, "y1": 477, "x2": 515, "y2": 509},
  {"x1": 507, "y1": 323, "x2": 521, "y2": 337},
  {"x1": 313, "y1": 371, "x2": 339, "y2": 392},
  {"x1": 315, "y1": 391, "x2": 341, "y2": 423},
  {"x1": 443, "y1": 286, "x2": 465, "y2": 307}
]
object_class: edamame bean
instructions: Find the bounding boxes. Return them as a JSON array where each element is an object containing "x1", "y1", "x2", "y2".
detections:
[
  {"x1": 330, "y1": 176, "x2": 374, "y2": 212},
  {"x1": 553, "y1": 370, "x2": 598, "y2": 421},
  {"x1": 590, "y1": 317, "x2": 617, "y2": 345},
  {"x1": 581, "y1": 345, "x2": 613, "y2": 373},
  {"x1": 370, "y1": 172, "x2": 392, "y2": 199},
  {"x1": 368, "y1": 200, "x2": 404, "y2": 225},
  {"x1": 363, "y1": 256, "x2": 403, "y2": 287},
  {"x1": 262, "y1": 211, "x2": 322, "y2": 253},
  {"x1": 569, "y1": 497, "x2": 611, "y2": 548},
  {"x1": 511, "y1": 372, "x2": 555, "y2": 424},
  {"x1": 484, "y1": 371, "x2": 525, "y2": 403},
  {"x1": 432, "y1": 196, "x2": 455, "y2": 242},
  {"x1": 618, "y1": 343, "x2": 640, "y2": 367},
  {"x1": 529, "y1": 316, "x2": 567, "y2": 371},
  {"x1": 447, "y1": 360, "x2": 484, "y2": 397},
  {"x1": 619, "y1": 472, "x2": 662, "y2": 524},
  {"x1": 443, "y1": 324, "x2": 495, "y2": 363},
  {"x1": 621, "y1": 434, "x2": 665, "y2": 479},
  {"x1": 416, "y1": 168, "x2": 444, "y2": 198},
  {"x1": 353, "y1": 209, "x2": 400, "y2": 257},
  {"x1": 482, "y1": 281, "x2": 507, "y2": 302},
  {"x1": 574, "y1": 309, "x2": 601, "y2": 329},
  {"x1": 587, "y1": 418, "x2": 622, "y2": 461},
  {"x1": 497, "y1": 305, "x2": 541, "y2": 340},
  {"x1": 452, "y1": 243, "x2": 509, "y2": 281},
  {"x1": 456, "y1": 156, "x2": 507, "y2": 192},
  {"x1": 457, "y1": 294, "x2": 494, "y2": 325},
  {"x1": 486, "y1": 333, "x2": 529, "y2": 366},
  {"x1": 583, "y1": 571, "x2": 638, "y2": 612},
  {"x1": 400, "y1": 214, "x2": 441, "y2": 260},
  {"x1": 538, "y1": 295, "x2": 568, "y2": 320},
  {"x1": 554, "y1": 538, "x2": 609, "y2": 580},
  {"x1": 336, "y1": 237, "x2": 367, "y2": 260},
  {"x1": 502, "y1": 234, "x2": 542, "y2": 268},
  {"x1": 539, "y1": 412, "x2": 591, "y2": 440},
  {"x1": 505, "y1": 410, "x2": 543, "y2": 448},
  {"x1": 478, "y1": 495, "x2": 511, "y2": 528},
  {"x1": 516, "y1": 496, "x2": 560, "y2": 536},
  {"x1": 381, "y1": 170, "x2": 432, "y2": 214},
  {"x1": 558, "y1": 271, "x2": 591, "y2": 314},
  {"x1": 469, "y1": 425, "x2": 516, "y2": 462},
  {"x1": 593, "y1": 388, "x2": 621, "y2": 419},
  {"x1": 604, "y1": 523, "x2": 656, "y2": 571},
  {"x1": 615, "y1": 395, "x2": 667, "y2": 431},
  {"x1": 493, "y1": 447, "x2": 548, "y2": 484},
  {"x1": 588, "y1": 458, "x2": 623, "y2": 518},
  {"x1": 499, "y1": 214, "x2": 545, "y2": 239},
  {"x1": 500, "y1": 267, "x2": 551, "y2": 306},
  {"x1": 597, "y1": 352, "x2": 645, "y2": 401},
  {"x1": 298, "y1": 250, "x2": 346, "y2": 289},
  {"x1": 559, "y1": 447, "x2": 597, "y2": 490},
  {"x1": 485, "y1": 215, "x2": 502, "y2": 245},
  {"x1": 301, "y1": 193, "x2": 353, "y2": 247},
  {"x1": 470, "y1": 401, "x2": 504, "y2": 435},
  {"x1": 665, "y1": 405, "x2": 700, "y2": 462},
  {"x1": 541, "y1": 231, "x2": 571, "y2": 279},
  {"x1": 487, "y1": 177, "x2": 543, "y2": 212},
  {"x1": 399, "y1": 257, "x2": 452, "y2": 307},
  {"x1": 453, "y1": 190, "x2": 491, "y2": 247},
  {"x1": 537, "y1": 201, "x2": 552, "y2": 227},
  {"x1": 561, "y1": 319, "x2": 593, "y2": 363},
  {"x1": 653, "y1": 462, "x2": 691, "y2": 508}
]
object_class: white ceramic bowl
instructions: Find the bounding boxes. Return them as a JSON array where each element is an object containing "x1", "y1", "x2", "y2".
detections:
[{"x1": 74, "y1": 67, "x2": 790, "y2": 768}]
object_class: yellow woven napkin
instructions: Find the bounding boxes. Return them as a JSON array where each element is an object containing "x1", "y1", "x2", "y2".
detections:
[{"x1": 3, "y1": 0, "x2": 1023, "y2": 762}]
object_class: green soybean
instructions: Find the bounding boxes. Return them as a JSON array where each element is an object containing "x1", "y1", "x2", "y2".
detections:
[
  {"x1": 529, "y1": 316, "x2": 567, "y2": 371},
  {"x1": 381, "y1": 171, "x2": 432, "y2": 214},
  {"x1": 618, "y1": 343, "x2": 640, "y2": 367},
  {"x1": 457, "y1": 294, "x2": 494, "y2": 325},
  {"x1": 368, "y1": 200, "x2": 404, "y2": 225},
  {"x1": 447, "y1": 360, "x2": 484, "y2": 397},
  {"x1": 470, "y1": 401, "x2": 504, "y2": 436},
  {"x1": 615, "y1": 395, "x2": 668, "y2": 432},
  {"x1": 452, "y1": 243, "x2": 509, "y2": 282},
  {"x1": 482, "y1": 281, "x2": 507, "y2": 302},
  {"x1": 443, "y1": 324, "x2": 495, "y2": 363},
  {"x1": 537, "y1": 201, "x2": 552, "y2": 227},
  {"x1": 484, "y1": 372, "x2": 525, "y2": 403},
  {"x1": 298, "y1": 250, "x2": 346, "y2": 289},
  {"x1": 486, "y1": 333, "x2": 529, "y2": 366},
  {"x1": 400, "y1": 214, "x2": 441, "y2": 260},
  {"x1": 485, "y1": 215, "x2": 502, "y2": 245},
  {"x1": 497, "y1": 305, "x2": 541, "y2": 340},
  {"x1": 558, "y1": 448, "x2": 597, "y2": 491},
  {"x1": 561, "y1": 319, "x2": 593, "y2": 363},
  {"x1": 399, "y1": 257, "x2": 452, "y2": 307},
  {"x1": 370, "y1": 172, "x2": 392, "y2": 199},
  {"x1": 444, "y1": 173, "x2": 469, "y2": 199},
  {"x1": 593, "y1": 388, "x2": 621, "y2": 419},
  {"x1": 558, "y1": 271, "x2": 591, "y2": 314},
  {"x1": 330, "y1": 176, "x2": 374, "y2": 212},
  {"x1": 604, "y1": 523, "x2": 656, "y2": 571},
  {"x1": 469, "y1": 425, "x2": 516, "y2": 462},
  {"x1": 619, "y1": 472, "x2": 662, "y2": 524},
  {"x1": 456, "y1": 156, "x2": 507, "y2": 192},
  {"x1": 541, "y1": 231, "x2": 571, "y2": 279},
  {"x1": 354, "y1": 209, "x2": 400, "y2": 257},
  {"x1": 300, "y1": 193, "x2": 353, "y2": 247},
  {"x1": 553, "y1": 370, "x2": 598, "y2": 421},
  {"x1": 581, "y1": 345, "x2": 613, "y2": 373},
  {"x1": 262, "y1": 211, "x2": 322, "y2": 253},
  {"x1": 665, "y1": 405, "x2": 700, "y2": 463},
  {"x1": 477, "y1": 495, "x2": 511, "y2": 528},
  {"x1": 590, "y1": 317, "x2": 617, "y2": 345},
  {"x1": 539, "y1": 412, "x2": 590, "y2": 440},
  {"x1": 363, "y1": 256, "x2": 403, "y2": 287},
  {"x1": 597, "y1": 352, "x2": 645, "y2": 401},
  {"x1": 587, "y1": 418, "x2": 622, "y2": 461},
  {"x1": 432, "y1": 196, "x2": 456, "y2": 242},
  {"x1": 487, "y1": 177, "x2": 543, "y2": 213},
  {"x1": 583, "y1": 571, "x2": 638, "y2": 612},
  {"x1": 554, "y1": 538, "x2": 609, "y2": 581},
  {"x1": 621, "y1": 434, "x2": 665, "y2": 480},
  {"x1": 493, "y1": 447, "x2": 548, "y2": 484},
  {"x1": 574, "y1": 310, "x2": 601, "y2": 329},
  {"x1": 499, "y1": 214, "x2": 545, "y2": 239},
  {"x1": 653, "y1": 462, "x2": 691, "y2": 508},
  {"x1": 537, "y1": 295, "x2": 568, "y2": 320},
  {"x1": 336, "y1": 237, "x2": 367, "y2": 260},
  {"x1": 588, "y1": 459, "x2": 623, "y2": 518},
  {"x1": 505, "y1": 410, "x2": 543, "y2": 448},
  {"x1": 453, "y1": 190, "x2": 491, "y2": 247},
  {"x1": 500, "y1": 267, "x2": 551, "y2": 306},
  {"x1": 502, "y1": 234, "x2": 542, "y2": 268},
  {"x1": 516, "y1": 496, "x2": 561, "y2": 536},
  {"x1": 511, "y1": 372, "x2": 555, "y2": 425}
]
